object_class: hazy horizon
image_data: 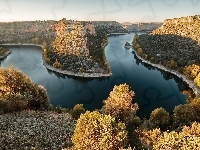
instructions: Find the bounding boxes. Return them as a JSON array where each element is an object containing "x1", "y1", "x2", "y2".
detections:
[{"x1": 0, "y1": 0, "x2": 199, "y2": 23}]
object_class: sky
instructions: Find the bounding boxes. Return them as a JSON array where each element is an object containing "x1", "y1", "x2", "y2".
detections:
[{"x1": 0, "y1": 0, "x2": 199, "y2": 23}]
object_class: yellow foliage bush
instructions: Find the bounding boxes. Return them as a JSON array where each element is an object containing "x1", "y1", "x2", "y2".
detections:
[{"x1": 71, "y1": 111, "x2": 128, "y2": 150}]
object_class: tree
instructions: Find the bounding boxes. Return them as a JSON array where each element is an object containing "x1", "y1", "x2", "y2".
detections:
[
  {"x1": 183, "y1": 64, "x2": 200, "y2": 79},
  {"x1": 138, "y1": 122, "x2": 200, "y2": 149},
  {"x1": 102, "y1": 83, "x2": 138, "y2": 123},
  {"x1": 149, "y1": 107, "x2": 170, "y2": 129},
  {"x1": 42, "y1": 41, "x2": 47, "y2": 49},
  {"x1": 0, "y1": 67, "x2": 49, "y2": 113},
  {"x1": 173, "y1": 104, "x2": 197, "y2": 128},
  {"x1": 53, "y1": 59, "x2": 62, "y2": 68},
  {"x1": 71, "y1": 111, "x2": 128, "y2": 150},
  {"x1": 190, "y1": 97, "x2": 200, "y2": 119},
  {"x1": 134, "y1": 43, "x2": 140, "y2": 50},
  {"x1": 71, "y1": 104, "x2": 85, "y2": 119},
  {"x1": 137, "y1": 48, "x2": 143, "y2": 56},
  {"x1": 194, "y1": 73, "x2": 200, "y2": 87},
  {"x1": 102, "y1": 84, "x2": 140, "y2": 148}
]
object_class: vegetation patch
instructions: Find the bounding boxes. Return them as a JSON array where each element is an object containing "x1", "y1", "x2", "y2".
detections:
[{"x1": 0, "y1": 67, "x2": 50, "y2": 113}]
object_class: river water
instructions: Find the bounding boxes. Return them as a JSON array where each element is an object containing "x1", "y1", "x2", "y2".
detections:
[{"x1": 0, "y1": 32, "x2": 189, "y2": 118}]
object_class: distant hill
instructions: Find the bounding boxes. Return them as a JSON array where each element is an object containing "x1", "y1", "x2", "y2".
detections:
[
  {"x1": 122, "y1": 22, "x2": 163, "y2": 32},
  {"x1": 121, "y1": 22, "x2": 132, "y2": 26},
  {"x1": 92, "y1": 21, "x2": 128, "y2": 34},
  {"x1": 92, "y1": 21, "x2": 121, "y2": 26}
]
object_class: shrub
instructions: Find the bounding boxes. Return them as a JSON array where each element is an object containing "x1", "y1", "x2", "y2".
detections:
[
  {"x1": 194, "y1": 73, "x2": 200, "y2": 87},
  {"x1": 54, "y1": 105, "x2": 70, "y2": 113},
  {"x1": 183, "y1": 64, "x2": 200, "y2": 79},
  {"x1": 54, "y1": 105, "x2": 63, "y2": 113},
  {"x1": 138, "y1": 122, "x2": 200, "y2": 149},
  {"x1": 190, "y1": 97, "x2": 200, "y2": 112},
  {"x1": 173, "y1": 104, "x2": 197, "y2": 128},
  {"x1": 149, "y1": 107, "x2": 170, "y2": 129},
  {"x1": 137, "y1": 128, "x2": 161, "y2": 149},
  {"x1": 53, "y1": 59, "x2": 62, "y2": 68},
  {"x1": 71, "y1": 104, "x2": 85, "y2": 119},
  {"x1": 190, "y1": 97, "x2": 200, "y2": 120},
  {"x1": 0, "y1": 67, "x2": 49, "y2": 113},
  {"x1": 102, "y1": 83, "x2": 138, "y2": 123},
  {"x1": 71, "y1": 111, "x2": 128, "y2": 150}
]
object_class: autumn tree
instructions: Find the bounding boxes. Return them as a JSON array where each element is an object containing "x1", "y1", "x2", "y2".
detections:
[
  {"x1": 102, "y1": 83, "x2": 140, "y2": 148},
  {"x1": 71, "y1": 111, "x2": 128, "y2": 150},
  {"x1": 194, "y1": 73, "x2": 200, "y2": 87},
  {"x1": 53, "y1": 59, "x2": 62, "y2": 68},
  {"x1": 173, "y1": 104, "x2": 197, "y2": 128},
  {"x1": 190, "y1": 97, "x2": 200, "y2": 120},
  {"x1": 0, "y1": 67, "x2": 49, "y2": 113},
  {"x1": 71, "y1": 104, "x2": 85, "y2": 119},
  {"x1": 183, "y1": 64, "x2": 200, "y2": 79},
  {"x1": 138, "y1": 122, "x2": 200, "y2": 149},
  {"x1": 137, "y1": 48, "x2": 143, "y2": 56},
  {"x1": 102, "y1": 83, "x2": 138, "y2": 123},
  {"x1": 149, "y1": 107, "x2": 170, "y2": 129}
]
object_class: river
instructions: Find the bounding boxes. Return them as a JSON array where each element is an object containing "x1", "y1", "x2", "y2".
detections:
[{"x1": 0, "y1": 32, "x2": 189, "y2": 118}]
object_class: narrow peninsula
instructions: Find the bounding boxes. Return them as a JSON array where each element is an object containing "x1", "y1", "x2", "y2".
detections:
[{"x1": 0, "y1": 19, "x2": 127, "y2": 77}]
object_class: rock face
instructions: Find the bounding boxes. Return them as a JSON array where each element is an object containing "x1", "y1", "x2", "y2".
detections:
[
  {"x1": 52, "y1": 20, "x2": 92, "y2": 56},
  {"x1": 151, "y1": 15, "x2": 200, "y2": 44}
]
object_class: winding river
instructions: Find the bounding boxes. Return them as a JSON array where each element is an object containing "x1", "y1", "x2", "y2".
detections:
[{"x1": 0, "y1": 32, "x2": 189, "y2": 118}]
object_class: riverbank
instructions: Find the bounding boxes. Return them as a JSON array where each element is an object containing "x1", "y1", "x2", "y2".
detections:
[
  {"x1": 132, "y1": 49, "x2": 200, "y2": 96},
  {"x1": 1, "y1": 43, "x2": 43, "y2": 47},
  {"x1": 1, "y1": 43, "x2": 112, "y2": 78},
  {"x1": 107, "y1": 33, "x2": 128, "y2": 36},
  {"x1": 43, "y1": 41, "x2": 112, "y2": 78},
  {"x1": 43, "y1": 59, "x2": 112, "y2": 77}
]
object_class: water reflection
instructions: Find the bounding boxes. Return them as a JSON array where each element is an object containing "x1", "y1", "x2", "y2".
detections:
[{"x1": 133, "y1": 50, "x2": 191, "y2": 93}]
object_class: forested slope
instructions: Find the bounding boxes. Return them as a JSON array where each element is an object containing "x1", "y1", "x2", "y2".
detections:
[{"x1": 133, "y1": 15, "x2": 200, "y2": 89}]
